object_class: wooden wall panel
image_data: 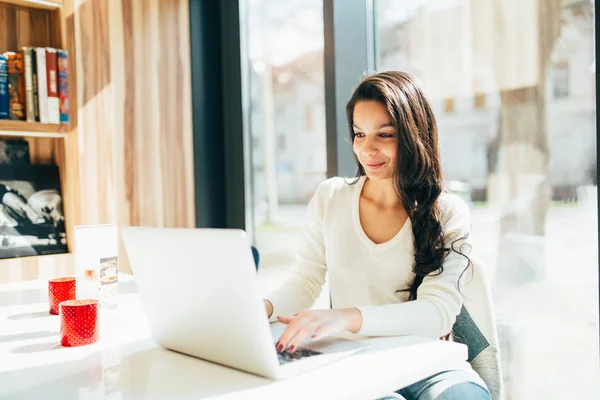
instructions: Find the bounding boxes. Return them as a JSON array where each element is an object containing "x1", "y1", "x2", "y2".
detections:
[
  {"x1": 72, "y1": 0, "x2": 195, "y2": 230},
  {"x1": 112, "y1": 0, "x2": 195, "y2": 230},
  {"x1": 73, "y1": 0, "x2": 115, "y2": 225}
]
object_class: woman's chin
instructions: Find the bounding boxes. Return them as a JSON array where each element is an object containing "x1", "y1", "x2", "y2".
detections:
[{"x1": 364, "y1": 170, "x2": 394, "y2": 181}]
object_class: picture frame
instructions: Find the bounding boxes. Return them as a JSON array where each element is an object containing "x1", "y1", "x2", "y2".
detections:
[{"x1": 0, "y1": 164, "x2": 67, "y2": 259}]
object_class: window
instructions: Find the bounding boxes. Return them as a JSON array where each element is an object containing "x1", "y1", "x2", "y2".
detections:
[
  {"x1": 276, "y1": 134, "x2": 286, "y2": 151},
  {"x1": 443, "y1": 97, "x2": 455, "y2": 113},
  {"x1": 552, "y1": 61, "x2": 569, "y2": 99},
  {"x1": 474, "y1": 93, "x2": 486, "y2": 109},
  {"x1": 376, "y1": 1, "x2": 598, "y2": 398},
  {"x1": 242, "y1": 0, "x2": 328, "y2": 307},
  {"x1": 306, "y1": 105, "x2": 314, "y2": 132}
]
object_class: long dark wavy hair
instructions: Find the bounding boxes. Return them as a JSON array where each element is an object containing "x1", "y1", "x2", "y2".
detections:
[{"x1": 346, "y1": 71, "x2": 469, "y2": 301}]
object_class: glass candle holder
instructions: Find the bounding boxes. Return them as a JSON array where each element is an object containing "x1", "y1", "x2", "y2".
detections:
[
  {"x1": 60, "y1": 299, "x2": 99, "y2": 347},
  {"x1": 48, "y1": 277, "x2": 76, "y2": 315}
]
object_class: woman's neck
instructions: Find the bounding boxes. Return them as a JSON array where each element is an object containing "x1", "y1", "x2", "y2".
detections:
[{"x1": 361, "y1": 177, "x2": 402, "y2": 208}]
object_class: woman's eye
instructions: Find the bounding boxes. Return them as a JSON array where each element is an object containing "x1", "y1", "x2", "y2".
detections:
[
  {"x1": 379, "y1": 133, "x2": 395, "y2": 138},
  {"x1": 353, "y1": 132, "x2": 365, "y2": 138}
]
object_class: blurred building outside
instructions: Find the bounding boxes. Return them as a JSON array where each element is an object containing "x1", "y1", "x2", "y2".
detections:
[{"x1": 251, "y1": 0, "x2": 595, "y2": 208}]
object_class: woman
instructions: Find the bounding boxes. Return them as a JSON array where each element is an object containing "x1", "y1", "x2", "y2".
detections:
[{"x1": 263, "y1": 71, "x2": 490, "y2": 399}]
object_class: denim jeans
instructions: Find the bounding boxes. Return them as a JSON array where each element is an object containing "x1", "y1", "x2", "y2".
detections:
[{"x1": 377, "y1": 370, "x2": 491, "y2": 400}]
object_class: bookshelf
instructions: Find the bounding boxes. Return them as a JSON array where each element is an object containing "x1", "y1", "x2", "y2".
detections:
[{"x1": 0, "y1": 0, "x2": 78, "y2": 281}]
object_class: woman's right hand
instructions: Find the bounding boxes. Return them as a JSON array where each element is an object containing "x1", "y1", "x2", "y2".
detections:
[{"x1": 264, "y1": 299, "x2": 274, "y2": 318}]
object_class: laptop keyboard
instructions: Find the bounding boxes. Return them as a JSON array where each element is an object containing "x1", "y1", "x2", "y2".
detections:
[{"x1": 277, "y1": 347, "x2": 323, "y2": 365}]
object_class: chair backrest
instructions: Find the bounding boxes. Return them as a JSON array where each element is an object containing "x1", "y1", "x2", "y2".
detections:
[
  {"x1": 251, "y1": 246, "x2": 259, "y2": 271},
  {"x1": 452, "y1": 255, "x2": 504, "y2": 400}
]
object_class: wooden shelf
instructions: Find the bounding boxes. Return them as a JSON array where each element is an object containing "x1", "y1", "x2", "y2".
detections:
[
  {"x1": 0, "y1": 120, "x2": 68, "y2": 138},
  {"x1": 0, "y1": 0, "x2": 62, "y2": 10}
]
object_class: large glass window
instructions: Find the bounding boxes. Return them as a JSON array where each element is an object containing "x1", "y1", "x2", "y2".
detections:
[
  {"x1": 376, "y1": 0, "x2": 598, "y2": 398},
  {"x1": 242, "y1": 0, "x2": 329, "y2": 305}
]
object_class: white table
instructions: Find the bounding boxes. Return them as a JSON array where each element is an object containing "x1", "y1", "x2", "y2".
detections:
[{"x1": 0, "y1": 276, "x2": 468, "y2": 400}]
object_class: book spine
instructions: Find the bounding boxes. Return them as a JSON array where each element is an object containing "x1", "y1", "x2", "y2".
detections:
[
  {"x1": 6, "y1": 52, "x2": 25, "y2": 121},
  {"x1": 0, "y1": 55, "x2": 8, "y2": 120},
  {"x1": 23, "y1": 47, "x2": 35, "y2": 122},
  {"x1": 31, "y1": 49, "x2": 39, "y2": 122},
  {"x1": 57, "y1": 50, "x2": 69, "y2": 124},
  {"x1": 46, "y1": 48, "x2": 60, "y2": 124},
  {"x1": 36, "y1": 47, "x2": 48, "y2": 123}
]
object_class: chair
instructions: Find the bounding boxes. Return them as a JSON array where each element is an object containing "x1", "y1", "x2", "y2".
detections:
[
  {"x1": 451, "y1": 255, "x2": 504, "y2": 400},
  {"x1": 251, "y1": 246, "x2": 259, "y2": 271}
]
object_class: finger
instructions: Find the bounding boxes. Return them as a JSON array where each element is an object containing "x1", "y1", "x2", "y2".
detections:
[
  {"x1": 276, "y1": 313, "x2": 318, "y2": 352},
  {"x1": 288, "y1": 322, "x2": 321, "y2": 353},
  {"x1": 277, "y1": 315, "x2": 294, "y2": 324},
  {"x1": 276, "y1": 318, "x2": 304, "y2": 352},
  {"x1": 279, "y1": 313, "x2": 317, "y2": 350}
]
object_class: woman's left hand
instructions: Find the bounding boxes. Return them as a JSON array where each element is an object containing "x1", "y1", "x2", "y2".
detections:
[{"x1": 275, "y1": 308, "x2": 362, "y2": 353}]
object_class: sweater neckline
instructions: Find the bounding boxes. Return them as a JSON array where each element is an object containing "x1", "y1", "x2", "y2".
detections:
[{"x1": 352, "y1": 175, "x2": 411, "y2": 252}]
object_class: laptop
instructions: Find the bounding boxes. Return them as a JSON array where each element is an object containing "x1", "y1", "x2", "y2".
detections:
[{"x1": 120, "y1": 226, "x2": 365, "y2": 379}]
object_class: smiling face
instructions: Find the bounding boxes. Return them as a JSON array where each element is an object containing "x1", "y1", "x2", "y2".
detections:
[{"x1": 352, "y1": 100, "x2": 398, "y2": 181}]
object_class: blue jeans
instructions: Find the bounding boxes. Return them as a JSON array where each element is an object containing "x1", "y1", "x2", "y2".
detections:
[{"x1": 378, "y1": 370, "x2": 490, "y2": 400}]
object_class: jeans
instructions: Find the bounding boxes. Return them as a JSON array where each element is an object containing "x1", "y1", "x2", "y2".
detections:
[{"x1": 377, "y1": 370, "x2": 491, "y2": 400}]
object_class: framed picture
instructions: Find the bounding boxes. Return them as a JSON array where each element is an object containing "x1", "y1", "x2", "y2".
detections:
[{"x1": 0, "y1": 164, "x2": 67, "y2": 259}]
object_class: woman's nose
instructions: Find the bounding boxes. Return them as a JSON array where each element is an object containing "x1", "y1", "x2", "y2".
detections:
[{"x1": 361, "y1": 137, "x2": 378, "y2": 155}]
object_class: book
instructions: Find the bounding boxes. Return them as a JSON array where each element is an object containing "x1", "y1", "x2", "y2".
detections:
[
  {"x1": 36, "y1": 47, "x2": 48, "y2": 123},
  {"x1": 45, "y1": 48, "x2": 60, "y2": 124},
  {"x1": 57, "y1": 50, "x2": 69, "y2": 124},
  {"x1": 0, "y1": 139, "x2": 30, "y2": 164},
  {"x1": 6, "y1": 52, "x2": 25, "y2": 121},
  {"x1": 22, "y1": 47, "x2": 35, "y2": 122},
  {"x1": 31, "y1": 48, "x2": 39, "y2": 122},
  {"x1": 0, "y1": 55, "x2": 8, "y2": 120},
  {"x1": 0, "y1": 164, "x2": 67, "y2": 259}
]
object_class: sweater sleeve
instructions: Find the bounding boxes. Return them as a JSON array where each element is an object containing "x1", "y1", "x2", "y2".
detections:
[
  {"x1": 356, "y1": 194, "x2": 472, "y2": 339},
  {"x1": 264, "y1": 180, "x2": 330, "y2": 322}
]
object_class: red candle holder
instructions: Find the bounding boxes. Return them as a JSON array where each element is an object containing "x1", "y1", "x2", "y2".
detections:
[
  {"x1": 60, "y1": 299, "x2": 100, "y2": 347},
  {"x1": 48, "y1": 277, "x2": 76, "y2": 315}
]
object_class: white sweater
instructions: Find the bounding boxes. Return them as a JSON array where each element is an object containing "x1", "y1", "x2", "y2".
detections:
[{"x1": 266, "y1": 176, "x2": 473, "y2": 340}]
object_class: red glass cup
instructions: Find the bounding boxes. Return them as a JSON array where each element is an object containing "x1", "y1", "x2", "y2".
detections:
[
  {"x1": 48, "y1": 277, "x2": 76, "y2": 315},
  {"x1": 60, "y1": 299, "x2": 100, "y2": 347}
]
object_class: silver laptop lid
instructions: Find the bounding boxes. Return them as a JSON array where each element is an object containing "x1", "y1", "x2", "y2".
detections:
[{"x1": 120, "y1": 226, "x2": 279, "y2": 377}]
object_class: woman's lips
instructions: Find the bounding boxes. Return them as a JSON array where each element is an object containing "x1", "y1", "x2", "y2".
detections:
[{"x1": 365, "y1": 162, "x2": 385, "y2": 170}]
